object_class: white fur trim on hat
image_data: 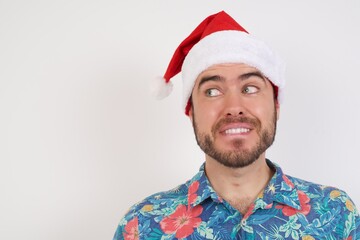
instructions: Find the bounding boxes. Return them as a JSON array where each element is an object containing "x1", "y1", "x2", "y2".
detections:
[
  {"x1": 181, "y1": 30, "x2": 286, "y2": 109},
  {"x1": 150, "y1": 77, "x2": 173, "y2": 100}
]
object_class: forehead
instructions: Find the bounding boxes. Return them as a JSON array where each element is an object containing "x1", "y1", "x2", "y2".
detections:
[
  {"x1": 194, "y1": 63, "x2": 264, "y2": 85},
  {"x1": 202, "y1": 63, "x2": 256, "y2": 71}
]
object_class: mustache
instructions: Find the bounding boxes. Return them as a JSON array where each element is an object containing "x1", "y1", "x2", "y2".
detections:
[{"x1": 212, "y1": 116, "x2": 260, "y2": 134}]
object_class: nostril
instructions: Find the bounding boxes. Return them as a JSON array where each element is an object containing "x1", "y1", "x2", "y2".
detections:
[{"x1": 226, "y1": 111, "x2": 244, "y2": 116}]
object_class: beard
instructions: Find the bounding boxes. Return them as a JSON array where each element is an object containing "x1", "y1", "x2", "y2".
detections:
[{"x1": 192, "y1": 107, "x2": 277, "y2": 168}]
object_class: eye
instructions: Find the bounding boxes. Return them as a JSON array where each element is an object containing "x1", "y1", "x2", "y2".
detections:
[
  {"x1": 242, "y1": 86, "x2": 259, "y2": 94},
  {"x1": 205, "y1": 88, "x2": 221, "y2": 97}
]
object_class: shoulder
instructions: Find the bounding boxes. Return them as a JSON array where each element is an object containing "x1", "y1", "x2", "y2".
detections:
[
  {"x1": 113, "y1": 182, "x2": 191, "y2": 239},
  {"x1": 287, "y1": 174, "x2": 358, "y2": 213},
  {"x1": 287, "y1": 175, "x2": 360, "y2": 237},
  {"x1": 268, "y1": 160, "x2": 354, "y2": 207},
  {"x1": 113, "y1": 166, "x2": 210, "y2": 239},
  {"x1": 121, "y1": 180, "x2": 191, "y2": 222},
  {"x1": 287, "y1": 174, "x2": 346, "y2": 196}
]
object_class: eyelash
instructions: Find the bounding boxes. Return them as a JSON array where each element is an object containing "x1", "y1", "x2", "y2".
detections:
[
  {"x1": 203, "y1": 85, "x2": 260, "y2": 97},
  {"x1": 205, "y1": 88, "x2": 221, "y2": 97},
  {"x1": 242, "y1": 85, "x2": 259, "y2": 94}
]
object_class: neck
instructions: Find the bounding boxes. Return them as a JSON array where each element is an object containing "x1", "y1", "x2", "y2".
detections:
[{"x1": 204, "y1": 154, "x2": 274, "y2": 214}]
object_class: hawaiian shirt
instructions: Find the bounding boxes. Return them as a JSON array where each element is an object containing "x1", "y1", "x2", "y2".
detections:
[{"x1": 113, "y1": 160, "x2": 359, "y2": 239}]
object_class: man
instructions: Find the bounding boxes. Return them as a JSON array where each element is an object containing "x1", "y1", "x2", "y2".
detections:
[{"x1": 113, "y1": 11, "x2": 359, "y2": 239}]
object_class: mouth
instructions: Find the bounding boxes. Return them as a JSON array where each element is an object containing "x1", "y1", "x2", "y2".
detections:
[
  {"x1": 224, "y1": 127, "x2": 250, "y2": 135},
  {"x1": 214, "y1": 117, "x2": 258, "y2": 137}
]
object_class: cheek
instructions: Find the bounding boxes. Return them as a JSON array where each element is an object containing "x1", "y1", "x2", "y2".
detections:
[
  {"x1": 192, "y1": 101, "x2": 220, "y2": 128},
  {"x1": 263, "y1": 103, "x2": 277, "y2": 123},
  {"x1": 248, "y1": 100, "x2": 276, "y2": 121}
]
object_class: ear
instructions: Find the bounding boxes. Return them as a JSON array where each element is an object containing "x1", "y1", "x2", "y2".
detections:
[
  {"x1": 275, "y1": 100, "x2": 280, "y2": 120},
  {"x1": 188, "y1": 106, "x2": 193, "y2": 122}
]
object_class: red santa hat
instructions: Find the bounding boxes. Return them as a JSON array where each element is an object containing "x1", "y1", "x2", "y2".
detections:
[{"x1": 152, "y1": 11, "x2": 285, "y2": 115}]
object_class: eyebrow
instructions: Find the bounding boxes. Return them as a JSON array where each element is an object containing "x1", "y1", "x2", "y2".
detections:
[
  {"x1": 239, "y1": 71, "x2": 266, "y2": 82},
  {"x1": 197, "y1": 70, "x2": 266, "y2": 91},
  {"x1": 197, "y1": 75, "x2": 224, "y2": 90}
]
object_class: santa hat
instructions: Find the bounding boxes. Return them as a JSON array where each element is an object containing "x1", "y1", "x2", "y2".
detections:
[{"x1": 152, "y1": 11, "x2": 285, "y2": 115}]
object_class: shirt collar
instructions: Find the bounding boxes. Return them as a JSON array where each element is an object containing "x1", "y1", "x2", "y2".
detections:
[
  {"x1": 188, "y1": 160, "x2": 301, "y2": 210},
  {"x1": 260, "y1": 159, "x2": 301, "y2": 210},
  {"x1": 187, "y1": 164, "x2": 222, "y2": 207}
]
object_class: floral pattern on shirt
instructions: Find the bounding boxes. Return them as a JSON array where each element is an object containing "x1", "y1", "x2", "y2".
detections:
[{"x1": 113, "y1": 160, "x2": 359, "y2": 239}]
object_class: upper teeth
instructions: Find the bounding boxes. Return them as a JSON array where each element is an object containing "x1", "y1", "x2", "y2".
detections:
[{"x1": 225, "y1": 128, "x2": 250, "y2": 134}]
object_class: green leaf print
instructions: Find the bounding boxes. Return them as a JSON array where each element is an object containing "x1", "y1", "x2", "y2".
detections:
[{"x1": 197, "y1": 222, "x2": 214, "y2": 239}]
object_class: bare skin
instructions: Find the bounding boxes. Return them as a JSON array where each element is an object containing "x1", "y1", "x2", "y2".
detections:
[
  {"x1": 205, "y1": 154, "x2": 274, "y2": 214},
  {"x1": 189, "y1": 63, "x2": 279, "y2": 214}
]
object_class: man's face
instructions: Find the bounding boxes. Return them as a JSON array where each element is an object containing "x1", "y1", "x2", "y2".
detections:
[{"x1": 189, "y1": 63, "x2": 279, "y2": 168}]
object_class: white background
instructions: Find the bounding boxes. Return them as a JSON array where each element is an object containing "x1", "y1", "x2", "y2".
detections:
[{"x1": 1, "y1": 1, "x2": 359, "y2": 239}]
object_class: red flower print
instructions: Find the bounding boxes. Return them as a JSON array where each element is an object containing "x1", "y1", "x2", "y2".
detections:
[
  {"x1": 277, "y1": 190, "x2": 311, "y2": 217},
  {"x1": 160, "y1": 204, "x2": 203, "y2": 239},
  {"x1": 188, "y1": 181, "x2": 199, "y2": 205},
  {"x1": 243, "y1": 203, "x2": 255, "y2": 220},
  {"x1": 123, "y1": 217, "x2": 139, "y2": 240},
  {"x1": 282, "y1": 175, "x2": 295, "y2": 188}
]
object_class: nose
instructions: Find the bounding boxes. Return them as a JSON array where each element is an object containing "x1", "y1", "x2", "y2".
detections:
[{"x1": 223, "y1": 92, "x2": 245, "y2": 117}]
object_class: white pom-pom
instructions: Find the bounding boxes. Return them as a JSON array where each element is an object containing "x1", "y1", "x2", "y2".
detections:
[{"x1": 150, "y1": 77, "x2": 173, "y2": 100}]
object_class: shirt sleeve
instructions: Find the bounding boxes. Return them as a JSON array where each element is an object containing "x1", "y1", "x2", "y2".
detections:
[
  {"x1": 353, "y1": 202, "x2": 360, "y2": 239},
  {"x1": 342, "y1": 193, "x2": 360, "y2": 239},
  {"x1": 112, "y1": 223, "x2": 125, "y2": 240},
  {"x1": 112, "y1": 208, "x2": 140, "y2": 240}
]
